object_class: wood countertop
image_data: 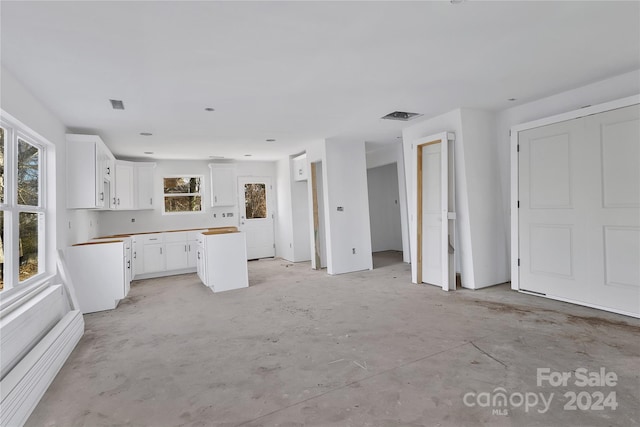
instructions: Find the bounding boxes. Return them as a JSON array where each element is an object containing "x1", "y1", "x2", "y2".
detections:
[{"x1": 96, "y1": 226, "x2": 238, "y2": 239}]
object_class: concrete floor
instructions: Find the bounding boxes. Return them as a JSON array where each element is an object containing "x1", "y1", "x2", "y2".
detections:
[{"x1": 27, "y1": 251, "x2": 640, "y2": 426}]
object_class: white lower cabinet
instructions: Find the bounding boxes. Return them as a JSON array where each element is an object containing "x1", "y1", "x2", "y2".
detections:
[
  {"x1": 132, "y1": 230, "x2": 206, "y2": 279},
  {"x1": 66, "y1": 240, "x2": 130, "y2": 314},
  {"x1": 143, "y1": 243, "x2": 165, "y2": 273},
  {"x1": 198, "y1": 231, "x2": 249, "y2": 293}
]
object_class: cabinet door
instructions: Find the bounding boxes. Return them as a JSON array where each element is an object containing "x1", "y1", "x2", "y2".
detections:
[
  {"x1": 165, "y1": 241, "x2": 189, "y2": 270},
  {"x1": 136, "y1": 164, "x2": 156, "y2": 210},
  {"x1": 115, "y1": 162, "x2": 135, "y2": 210},
  {"x1": 196, "y1": 242, "x2": 206, "y2": 285},
  {"x1": 187, "y1": 240, "x2": 198, "y2": 267},
  {"x1": 210, "y1": 165, "x2": 237, "y2": 206},
  {"x1": 143, "y1": 243, "x2": 165, "y2": 272},
  {"x1": 132, "y1": 239, "x2": 143, "y2": 278}
]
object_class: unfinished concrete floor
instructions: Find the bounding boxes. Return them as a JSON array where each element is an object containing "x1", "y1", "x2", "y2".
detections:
[{"x1": 27, "y1": 251, "x2": 640, "y2": 426}]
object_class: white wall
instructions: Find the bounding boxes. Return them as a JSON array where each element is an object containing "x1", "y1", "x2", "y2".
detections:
[
  {"x1": 97, "y1": 159, "x2": 276, "y2": 236},
  {"x1": 367, "y1": 163, "x2": 403, "y2": 252},
  {"x1": 275, "y1": 158, "x2": 294, "y2": 261},
  {"x1": 324, "y1": 139, "x2": 373, "y2": 274},
  {"x1": 459, "y1": 109, "x2": 508, "y2": 287},
  {"x1": 291, "y1": 178, "x2": 311, "y2": 262},
  {"x1": 495, "y1": 69, "x2": 640, "y2": 271}
]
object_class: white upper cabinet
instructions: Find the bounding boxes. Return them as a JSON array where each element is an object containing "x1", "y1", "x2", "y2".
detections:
[
  {"x1": 114, "y1": 160, "x2": 135, "y2": 210},
  {"x1": 209, "y1": 163, "x2": 237, "y2": 206},
  {"x1": 67, "y1": 134, "x2": 113, "y2": 209},
  {"x1": 292, "y1": 153, "x2": 308, "y2": 181},
  {"x1": 135, "y1": 162, "x2": 156, "y2": 210}
]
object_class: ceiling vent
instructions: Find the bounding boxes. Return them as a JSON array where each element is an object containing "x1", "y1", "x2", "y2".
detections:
[
  {"x1": 381, "y1": 111, "x2": 421, "y2": 121},
  {"x1": 110, "y1": 99, "x2": 125, "y2": 110}
]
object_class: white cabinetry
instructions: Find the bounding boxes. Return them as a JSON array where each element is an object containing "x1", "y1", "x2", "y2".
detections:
[
  {"x1": 66, "y1": 240, "x2": 130, "y2": 313},
  {"x1": 67, "y1": 134, "x2": 115, "y2": 209},
  {"x1": 114, "y1": 160, "x2": 135, "y2": 210},
  {"x1": 198, "y1": 231, "x2": 249, "y2": 293},
  {"x1": 292, "y1": 153, "x2": 308, "y2": 181},
  {"x1": 140, "y1": 234, "x2": 165, "y2": 273},
  {"x1": 136, "y1": 163, "x2": 156, "y2": 210},
  {"x1": 132, "y1": 229, "x2": 207, "y2": 279},
  {"x1": 164, "y1": 232, "x2": 189, "y2": 271},
  {"x1": 209, "y1": 163, "x2": 237, "y2": 206}
]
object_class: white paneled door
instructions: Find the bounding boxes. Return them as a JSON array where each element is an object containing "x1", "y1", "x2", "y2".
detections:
[
  {"x1": 417, "y1": 133, "x2": 455, "y2": 291},
  {"x1": 238, "y1": 177, "x2": 275, "y2": 260},
  {"x1": 518, "y1": 104, "x2": 640, "y2": 316}
]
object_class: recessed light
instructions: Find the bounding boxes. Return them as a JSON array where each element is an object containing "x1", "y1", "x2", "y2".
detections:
[
  {"x1": 140, "y1": 132, "x2": 153, "y2": 136},
  {"x1": 508, "y1": 98, "x2": 517, "y2": 102},
  {"x1": 266, "y1": 139, "x2": 276, "y2": 142},
  {"x1": 110, "y1": 99, "x2": 125, "y2": 110},
  {"x1": 244, "y1": 154, "x2": 252, "y2": 157},
  {"x1": 204, "y1": 107, "x2": 215, "y2": 112},
  {"x1": 381, "y1": 111, "x2": 422, "y2": 121},
  {"x1": 144, "y1": 151, "x2": 154, "y2": 155}
]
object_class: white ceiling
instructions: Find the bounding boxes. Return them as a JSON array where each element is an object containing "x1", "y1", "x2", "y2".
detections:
[{"x1": 1, "y1": 1, "x2": 638, "y2": 161}]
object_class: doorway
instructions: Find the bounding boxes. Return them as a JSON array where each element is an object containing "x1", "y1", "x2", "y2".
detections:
[
  {"x1": 415, "y1": 133, "x2": 456, "y2": 291},
  {"x1": 367, "y1": 162, "x2": 403, "y2": 268},
  {"x1": 310, "y1": 162, "x2": 327, "y2": 270},
  {"x1": 238, "y1": 176, "x2": 274, "y2": 260}
]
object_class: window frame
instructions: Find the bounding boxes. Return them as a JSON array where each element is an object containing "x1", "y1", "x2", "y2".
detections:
[
  {"x1": 0, "y1": 113, "x2": 49, "y2": 294},
  {"x1": 161, "y1": 174, "x2": 204, "y2": 215}
]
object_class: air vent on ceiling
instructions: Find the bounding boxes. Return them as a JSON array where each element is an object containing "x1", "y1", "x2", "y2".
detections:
[
  {"x1": 110, "y1": 99, "x2": 125, "y2": 110},
  {"x1": 381, "y1": 111, "x2": 421, "y2": 121}
]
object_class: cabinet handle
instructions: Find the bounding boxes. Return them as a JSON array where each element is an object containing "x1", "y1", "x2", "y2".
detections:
[
  {"x1": 113, "y1": 197, "x2": 116, "y2": 205},
  {"x1": 99, "y1": 192, "x2": 104, "y2": 201},
  {"x1": 107, "y1": 167, "x2": 111, "y2": 175},
  {"x1": 127, "y1": 260, "x2": 130, "y2": 269},
  {"x1": 197, "y1": 251, "x2": 200, "y2": 259},
  {"x1": 160, "y1": 247, "x2": 163, "y2": 255},
  {"x1": 150, "y1": 197, "x2": 153, "y2": 205},
  {"x1": 117, "y1": 198, "x2": 121, "y2": 205},
  {"x1": 188, "y1": 244, "x2": 191, "y2": 251},
  {"x1": 214, "y1": 196, "x2": 217, "y2": 203},
  {"x1": 185, "y1": 245, "x2": 187, "y2": 252},
  {"x1": 149, "y1": 238, "x2": 158, "y2": 241},
  {"x1": 133, "y1": 251, "x2": 136, "y2": 259}
]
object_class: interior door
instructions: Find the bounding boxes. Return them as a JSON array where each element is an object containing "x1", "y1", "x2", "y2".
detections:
[
  {"x1": 518, "y1": 104, "x2": 640, "y2": 316},
  {"x1": 417, "y1": 135, "x2": 454, "y2": 291},
  {"x1": 238, "y1": 176, "x2": 275, "y2": 260}
]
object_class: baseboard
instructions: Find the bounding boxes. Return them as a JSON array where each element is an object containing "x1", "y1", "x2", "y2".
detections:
[
  {"x1": 133, "y1": 267, "x2": 197, "y2": 281},
  {"x1": 0, "y1": 310, "x2": 84, "y2": 427}
]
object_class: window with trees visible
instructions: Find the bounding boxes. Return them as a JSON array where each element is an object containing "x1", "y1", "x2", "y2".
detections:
[
  {"x1": 0, "y1": 120, "x2": 46, "y2": 292},
  {"x1": 244, "y1": 183, "x2": 267, "y2": 219},
  {"x1": 163, "y1": 176, "x2": 202, "y2": 214}
]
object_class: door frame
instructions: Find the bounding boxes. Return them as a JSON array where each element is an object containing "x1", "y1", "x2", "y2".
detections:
[
  {"x1": 510, "y1": 94, "x2": 640, "y2": 293},
  {"x1": 414, "y1": 132, "x2": 456, "y2": 291}
]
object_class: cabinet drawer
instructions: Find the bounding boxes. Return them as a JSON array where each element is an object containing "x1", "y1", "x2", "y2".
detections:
[
  {"x1": 138, "y1": 233, "x2": 165, "y2": 244},
  {"x1": 165, "y1": 231, "x2": 187, "y2": 243},
  {"x1": 187, "y1": 230, "x2": 206, "y2": 241}
]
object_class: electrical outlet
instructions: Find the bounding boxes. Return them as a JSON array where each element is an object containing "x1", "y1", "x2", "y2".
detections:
[{"x1": 131, "y1": 218, "x2": 135, "y2": 223}]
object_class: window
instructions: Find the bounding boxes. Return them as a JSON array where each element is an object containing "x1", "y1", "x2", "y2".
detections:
[
  {"x1": 244, "y1": 183, "x2": 267, "y2": 219},
  {"x1": 0, "y1": 117, "x2": 47, "y2": 292},
  {"x1": 163, "y1": 176, "x2": 202, "y2": 214}
]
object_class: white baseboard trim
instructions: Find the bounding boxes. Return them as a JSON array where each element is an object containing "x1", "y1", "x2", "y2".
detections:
[{"x1": 0, "y1": 310, "x2": 84, "y2": 427}]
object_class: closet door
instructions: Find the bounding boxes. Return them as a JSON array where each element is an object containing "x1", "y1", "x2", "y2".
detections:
[{"x1": 518, "y1": 104, "x2": 639, "y2": 316}]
